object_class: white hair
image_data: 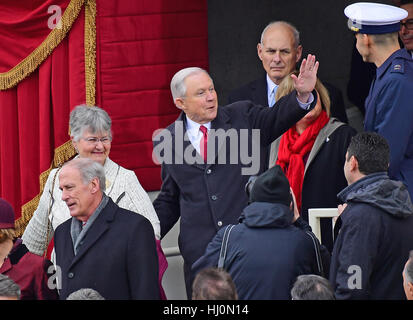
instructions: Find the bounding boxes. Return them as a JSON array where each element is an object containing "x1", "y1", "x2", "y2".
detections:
[
  {"x1": 69, "y1": 105, "x2": 112, "y2": 142},
  {"x1": 170, "y1": 67, "x2": 213, "y2": 103},
  {"x1": 62, "y1": 158, "x2": 106, "y2": 192},
  {"x1": 260, "y1": 21, "x2": 300, "y2": 48}
]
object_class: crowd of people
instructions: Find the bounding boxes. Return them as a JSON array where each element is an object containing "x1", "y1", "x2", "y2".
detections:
[{"x1": 1, "y1": 1, "x2": 413, "y2": 300}]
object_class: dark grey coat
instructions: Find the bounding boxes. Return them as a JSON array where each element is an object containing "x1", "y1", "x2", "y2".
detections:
[
  {"x1": 54, "y1": 198, "x2": 159, "y2": 300},
  {"x1": 330, "y1": 172, "x2": 413, "y2": 300}
]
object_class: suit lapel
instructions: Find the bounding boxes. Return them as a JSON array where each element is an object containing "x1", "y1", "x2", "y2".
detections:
[
  {"x1": 69, "y1": 200, "x2": 116, "y2": 269},
  {"x1": 208, "y1": 109, "x2": 231, "y2": 168}
]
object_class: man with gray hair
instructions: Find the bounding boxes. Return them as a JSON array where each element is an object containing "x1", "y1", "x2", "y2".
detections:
[
  {"x1": 54, "y1": 158, "x2": 159, "y2": 300},
  {"x1": 403, "y1": 250, "x2": 413, "y2": 300},
  {"x1": 291, "y1": 275, "x2": 335, "y2": 300},
  {"x1": 228, "y1": 21, "x2": 348, "y2": 174},
  {"x1": 154, "y1": 55, "x2": 319, "y2": 297},
  {"x1": 228, "y1": 20, "x2": 348, "y2": 122},
  {"x1": 66, "y1": 288, "x2": 105, "y2": 300},
  {"x1": 0, "y1": 274, "x2": 21, "y2": 300}
]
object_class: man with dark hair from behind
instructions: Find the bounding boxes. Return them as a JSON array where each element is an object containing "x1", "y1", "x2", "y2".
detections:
[
  {"x1": 291, "y1": 274, "x2": 335, "y2": 300},
  {"x1": 192, "y1": 267, "x2": 238, "y2": 300},
  {"x1": 402, "y1": 250, "x2": 413, "y2": 300},
  {"x1": 330, "y1": 132, "x2": 413, "y2": 299},
  {"x1": 0, "y1": 274, "x2": 21, "y2": 300}
]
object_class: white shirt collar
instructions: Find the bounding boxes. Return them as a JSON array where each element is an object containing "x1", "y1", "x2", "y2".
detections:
[{"x1": 185, "y1": 115, "x2": 211, "y2": 133}]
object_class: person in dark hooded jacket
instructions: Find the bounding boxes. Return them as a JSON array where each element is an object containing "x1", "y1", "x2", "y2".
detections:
[
  {"x1": 191, "y1": 165, "x2": 329, "y2": 300},
  {"x1": 330, "y1": 132, "x2": 413, "y2": 300}
]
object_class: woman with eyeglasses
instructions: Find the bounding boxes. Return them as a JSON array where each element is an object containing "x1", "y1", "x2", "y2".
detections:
[{"x1": 22, "y1": 105, "x2": 167, "y2": 298}]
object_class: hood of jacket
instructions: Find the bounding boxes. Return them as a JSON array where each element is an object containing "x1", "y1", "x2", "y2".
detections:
[
  {"x1": 338, "y1": 172, "x2": 413, "y2": 218},
  {"x1": 239, "y1": 201, "x2": 294, "y2": 228}
]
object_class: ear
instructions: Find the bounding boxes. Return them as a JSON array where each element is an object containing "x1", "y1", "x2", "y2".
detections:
[
  {"x1": 362, "y1": 33, "x2": 371, "y2": 46},
  {"x1": 257, "y1": 43, "x2": 264, "y2": 61},
  {"x1": 89, "y1": 177, "x2": 100, "y2": 194},
  {"x1": 349, "y1": 155, "x2": 359, "y2": 172},
  {"x1": 175, "y1": 97, "x2": 185, "y2": 110},
  {"x1": 408, "y1": 282, "x2": 413, "y2": 295},
  {"x1": 295, "y1": 45, "x2": 303, "y2": 63}
]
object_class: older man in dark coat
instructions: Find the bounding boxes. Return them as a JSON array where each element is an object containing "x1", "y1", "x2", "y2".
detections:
[
  {"x1": 54, "y1": 158, "x2": 159, "y2": 300},
  {"x1": 153, "y1": 55, "x2": 319, "y2": 296}
]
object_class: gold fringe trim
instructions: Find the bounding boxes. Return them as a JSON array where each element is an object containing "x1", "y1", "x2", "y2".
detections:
[
  {"x1": 85, "y1": 0, "x2": 96, "y2": 106},
  {"x1": 0, "y1": 0, "x2": 85, "y2": 91},
  {"x1": 14, "y1": 0, "x2": 97, "y2": 237},
  {"x1": 15, "y1": 141, "x2": 76, "y2": 237}
]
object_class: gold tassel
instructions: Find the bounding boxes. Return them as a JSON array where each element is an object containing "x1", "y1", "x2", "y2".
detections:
[{"x1": 85, "y1": 0, "x2": 96, "y2": 106}]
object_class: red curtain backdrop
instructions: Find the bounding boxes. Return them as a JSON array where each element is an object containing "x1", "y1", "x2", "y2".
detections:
[
  {"x1": 0, "y1": 0, "x2": 208, "y2": 233},
  {"x1": 95, "y1": 0, "x2": 209, "y2": 191},
  {"x1": 0, "y1": 0, "x2": 87, "y2": 235}
]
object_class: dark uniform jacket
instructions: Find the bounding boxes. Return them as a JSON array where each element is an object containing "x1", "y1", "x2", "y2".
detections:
[
  {"x1": 54, "y1": 198, "x2": 159, "y2": 300},
  {"x1": 153, "y1": 90, "x2": 317, "y2": 291},
  {"x1": 330, "y1": 172, "x2": 413, "y2": 300},
  {"x1": 364, "y1": 48, "x2": 413, "y2": 200}
]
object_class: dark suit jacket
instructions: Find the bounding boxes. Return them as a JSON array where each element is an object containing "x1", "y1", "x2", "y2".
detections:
[
  {"x1": 153, "y1": 90, "x2": 316, "y2": 291},
  {"x1": 228, "y1": 74, "x2": 348, "y2": 123},
  {"x1": 54, "y1": 198, "x2": 159, "y2": 300}
]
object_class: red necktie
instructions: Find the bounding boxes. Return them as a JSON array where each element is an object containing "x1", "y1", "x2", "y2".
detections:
[{"x1": 199, "y1": 125, "x2": 208, "y2": 162}]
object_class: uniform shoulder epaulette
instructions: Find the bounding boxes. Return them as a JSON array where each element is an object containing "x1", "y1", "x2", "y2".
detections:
[{"x1": 390, "y1": 58, "x2": 405, "y2": 74}]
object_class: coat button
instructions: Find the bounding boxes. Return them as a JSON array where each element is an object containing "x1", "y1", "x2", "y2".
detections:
[
  {"x1": 211, "y1": 195, "x2": 217, "y2": 201},
  {"x1": 68, "y1": 272, "x2": 74, "y2": 279},
  {"x1": 217, "y1": 221, "x2": 223, "y2": 227},
  {"x1": 206, "y1": 169, "x2": 212, "y2": 174}
]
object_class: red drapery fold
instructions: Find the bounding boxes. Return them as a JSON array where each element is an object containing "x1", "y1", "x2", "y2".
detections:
[{"x1": 0, "y1": 1, "x2": 88, "y2": 235}]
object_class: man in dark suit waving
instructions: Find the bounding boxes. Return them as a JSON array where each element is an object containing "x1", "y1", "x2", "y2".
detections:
[
  {"x1": 153, "y1": 54, "x2": 319, "y2": 297},
  {"x1": 54, "y1": 158, "x2": 159, "y2": 300}
]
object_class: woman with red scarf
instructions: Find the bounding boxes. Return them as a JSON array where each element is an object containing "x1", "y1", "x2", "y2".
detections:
[{"x1": 269, "y1": 73, "x2": 356, "y2": 252}]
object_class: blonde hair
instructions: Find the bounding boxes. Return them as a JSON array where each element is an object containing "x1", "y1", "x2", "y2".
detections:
[
  {"x1": 0, "y1": 229, "x2": 16, "y2": 244},
  {"x1": 275, "y1": 71, "x2": 331, "y2": 117}
]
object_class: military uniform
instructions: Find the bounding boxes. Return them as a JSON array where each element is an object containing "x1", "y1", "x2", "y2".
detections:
[
  {"x1": 364, "y1": 48, "x2": 413, "y2": 200},
  {"x1": 345, "y1": 2, "x2": 413, "y2": 199}
]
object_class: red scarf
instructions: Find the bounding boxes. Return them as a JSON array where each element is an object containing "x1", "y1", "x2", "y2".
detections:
[{"x1": 276, "y1": 110, "x2": 329, "y2": 211}]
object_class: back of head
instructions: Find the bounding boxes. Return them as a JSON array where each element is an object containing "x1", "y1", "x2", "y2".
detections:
[
  {"x1": 66, "y1": 288, "x2": 105, "y2": 300},
  {"x1": 192, "y1": 267, "x2": 238, "y2": 300},
  {"x1": 62, "y1": 158, "x2": 106, "y2": 192},
  {"x1": 405, "y1": 250, "x2": 413, "y2": 285},
  {"x1": 70, "y1": 105, "x2": 112, "y2": 142},
  {"x1": 170, "y1": 67, "x2": 211, "y2": 102},
  {"x1": 346, "y1": 132, "x2": 390, "y2": 175},
  {"x1": 248, "y1": 165, "x2": 292, "y2": 206},
  {"x1": 0, "y1": 274, "x2": 21, "y2": 300},
  {"x1": 291, "y1": 274, "x2": 335, "y2": 300}
]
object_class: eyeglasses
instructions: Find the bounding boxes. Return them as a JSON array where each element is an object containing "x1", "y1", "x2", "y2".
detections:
[
  {"x1": 401, "y1": 19, "x2": 413, "y2": 31},
  {"x1": 82, "y1": 137, "x2": 112, "y2": 145}
]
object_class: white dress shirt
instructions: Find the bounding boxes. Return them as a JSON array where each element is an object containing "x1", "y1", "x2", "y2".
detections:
[{"x1": 185, "y1": 115, "x2": 211, "y2": 154}]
